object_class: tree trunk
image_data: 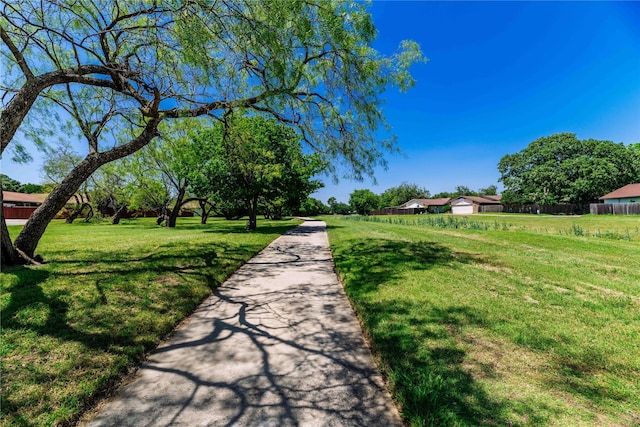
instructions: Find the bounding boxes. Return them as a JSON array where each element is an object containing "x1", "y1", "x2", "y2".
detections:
[
  {"x1": 156, "y1": 205, "x2": 168, "y2": 225},
  {"x1": 13, "y1": 117, "x2": 161, "y2": 258},
  {"x1": 1, "y1": 186, "x2": 21, "y2": 266},
  {"x1": 178, "y1": 198, "x2": 214, "y2": 224},
  {"x1": 83, "y1": 204, "x2": 94, "y2": 222},
  {"x1": 272, "y1": 206, "x2": 283, "y2": 220},
  {"x1": 246, "y1": 196, "x2": 258, "y2": 231},
  {"x1": 66, "y1": 196, "x2": 89, "y2": 224},
  {"x1": 111, "y1": 205, "x2": 126, "y2": 224},
  {"x1": 198, "y1": 200, "x2": 212, "y2": 224},
  {"x1": 167, "y1": 185, "x2": 187, "y2": 228}
]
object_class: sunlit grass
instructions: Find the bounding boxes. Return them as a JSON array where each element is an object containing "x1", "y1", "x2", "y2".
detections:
[
  {"x1": 342, "y1": 213, "x2": 640, "y2": 241},
  {"x1": 324, "y1": 215, "x2": 640, "y2": 426},
  {"x1": 1, "y1": 217, "x2": 299, "y2": 427}
]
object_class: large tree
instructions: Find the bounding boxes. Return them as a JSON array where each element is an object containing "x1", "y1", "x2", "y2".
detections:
[
  {"x1": 1, "y1": 0, "x2": 425, "y2": 264},
  {"x1": 190, "y1": 115, "x2": 325, "y2": 231},
  {"x1": 498, "y1": 133, "x2": 640, "y2": 204}
]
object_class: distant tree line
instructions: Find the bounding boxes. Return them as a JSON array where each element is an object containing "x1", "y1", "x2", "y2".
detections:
[
  {"x1": 326, "y1": 182, "x2": 498, "y2": 216},
  {"x1": 0, "y1": 174, "x2": 44, "y2": 194}
]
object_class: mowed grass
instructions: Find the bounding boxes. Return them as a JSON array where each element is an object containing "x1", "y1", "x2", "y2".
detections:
[
  {"x1": 0, "y1": 217, "x2": 299, "y2": 427},
  {"x1": 324, "y1": 214, "x2": 640, "y2": 426},
  {"x1": 353, "y1": 213, "x2": 640, "y2": 242}
]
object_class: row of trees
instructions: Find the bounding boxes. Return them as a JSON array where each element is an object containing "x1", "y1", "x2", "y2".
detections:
[
  {"x1": 37, "y1": 116, "x2": 325, "y2": 229},
  {"x1": 499, "y1": 133, "x2": 640, "y2": 204},
  {"x1": 1, "y1": 0, "x2": 425, "y2": 265}
]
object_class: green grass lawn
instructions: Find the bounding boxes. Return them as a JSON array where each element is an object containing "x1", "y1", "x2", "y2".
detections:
[
  {"x1": 0, "y1": 217, "x2": 299, "y2": 426},
  {"x1": 324, "y1": 214, "x2": 640, "y2": 426}
]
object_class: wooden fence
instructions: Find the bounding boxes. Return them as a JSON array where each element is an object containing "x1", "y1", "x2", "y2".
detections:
[
  {"x1": 502, "y1": 204, "x2": 590, "y2": 215},
  {"x1": 478, "y1": 205, "x2": 504, "y2": 213},
  {"x1": 589, "y1": 203, "x2": 640, "y2": 215},
  {"x1": 370, "y1": 207, "x2": 427, "y2": 216},
  {"x1": 3, "y1": 206, "x2": 37, "y2": 219}
]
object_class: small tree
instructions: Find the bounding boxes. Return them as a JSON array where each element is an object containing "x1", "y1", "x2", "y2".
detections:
[{"x1": 40, "y1": 143, "x2": 93, "y2": 223}]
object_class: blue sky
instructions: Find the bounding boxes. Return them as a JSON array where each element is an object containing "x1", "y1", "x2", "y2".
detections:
[
  {"x1": 313, "y1": 1, "x2": 640, "y2": 203},
  {"x1": 2, "y1": 1, "x2": 639, "y2": 205}
]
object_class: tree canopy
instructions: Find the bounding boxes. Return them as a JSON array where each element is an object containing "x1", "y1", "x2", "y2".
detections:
[
  {"x1": 498, "y1": 133, "x2": 640, "y2": 204},
  {"x1": 349, "y1": 189, "x2": 379, "y2": 215},
  {"x1": 190, "y1": 115, "x2": 325, "y2": 230},
  {"x1": 378, "y1": 182, "x2": 429, "y2": 208},
  {"x1": 1, "y1": 0, "x2": 425, "y2": 262}
]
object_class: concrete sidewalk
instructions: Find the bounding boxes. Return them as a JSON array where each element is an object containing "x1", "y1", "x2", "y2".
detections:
[{"x1": 85, "y1": 220, "x2": 402, "y2": 427}]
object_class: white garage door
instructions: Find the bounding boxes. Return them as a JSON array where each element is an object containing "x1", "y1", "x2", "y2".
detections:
[{"x1": 452, "y1": 205, "x2": 473, "y2": 215}]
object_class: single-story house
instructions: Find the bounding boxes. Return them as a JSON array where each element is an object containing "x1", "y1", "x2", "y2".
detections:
[
  {"x1": 450, "y1": 195, "x2": 502, "y2": 215},
  {"x1": 2, "y1": 191, "x2": 48, "y2": 219},
  {"x1": 2, "y1": 191, "x2": 48, "y2": 207},
  {"x1": 401, "y1": 198, "x2": 451, "y2": 213},
  {"x1": 599, "y1": 184, "x2": 640, "y2": 204}
]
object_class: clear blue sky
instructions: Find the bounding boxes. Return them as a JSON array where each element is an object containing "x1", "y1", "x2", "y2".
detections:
[
  {"x1": 314, "y1": 0, "x2": 640, "y2": 203},
  {"x1": 2, "y1": 1, "x2": 639, "y2": 204}
]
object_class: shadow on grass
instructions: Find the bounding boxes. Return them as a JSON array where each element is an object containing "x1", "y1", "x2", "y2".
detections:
[
  {"x1": 332, "y1": 238, "x2": 473, "y2": 293},
  {"x1": 368, "y1": 302, "x2": 550, "y2": 426},
  {"x1": 1, "y1": 240, "x2": 237, "y2": 351},
  {"x1": 0, "y1": 236, "x2": 281, "y2": 424},
  {"x1": 332, "y1": 238, "x2": 550, "y2": 426}
]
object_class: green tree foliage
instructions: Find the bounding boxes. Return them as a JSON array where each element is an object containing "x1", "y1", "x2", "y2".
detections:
[
  {"x1": 349, "y1": 189, "x2": 379, "y2": 215},
  {"x1": 18, "y1": 183, "x2": 43, "y2": 194},
  {"x1": 432, "y1": 191, "x2": 453, "y2": 199},
  {"x1": 90, "y1": 161, "x2": 133, "y2": 224},
  {"x1": 453, "y1": 185, "x2": 477, "y2": 197},
  {"x1": 498, "y1": 133, "x2": 640, "y2": 204},
  {"x1": 327, "y1": 197, "x2": 351, "y2": 215},
  {"x1": 1, "y1": 0, "x2": 425, "y2": 262},
  {"x1": 433, "y1": 185, "x2": 481, "y2": 199},
  {"x1": 125, "y1": 119, "x2": 206, "y2": 227},
  {"x1": 298, "y1": 197, "x2": 329, "y2": 217},
  {"x1": 190, "y1": 116, "x2": 325, "y2": 230},
  {"x1": 0, "y1": 174, "x2": 22, "y2": 192},
  {"x1": 478, "y1": 185, "x2": 498, "y2": 196},
  {"x1": 378, "y1": 182, "x2": 429, "y2": 208}
]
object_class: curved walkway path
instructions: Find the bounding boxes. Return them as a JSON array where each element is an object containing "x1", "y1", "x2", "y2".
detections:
[{"x1": 86, "y1": 220, "x2": 402, "y2": 426}]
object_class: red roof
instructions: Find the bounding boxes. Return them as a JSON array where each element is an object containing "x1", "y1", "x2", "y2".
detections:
[
  {"x1": 599, "y1": 184, "x2": 640, "y2": 200},
  {"x1": 2, "y1": 191, "x2": 48, "y2": 204}
]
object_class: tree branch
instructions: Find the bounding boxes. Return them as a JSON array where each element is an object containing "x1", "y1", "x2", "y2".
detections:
[{"x1": 0, "y1": 25, "x2": 34, "y2": 80}]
